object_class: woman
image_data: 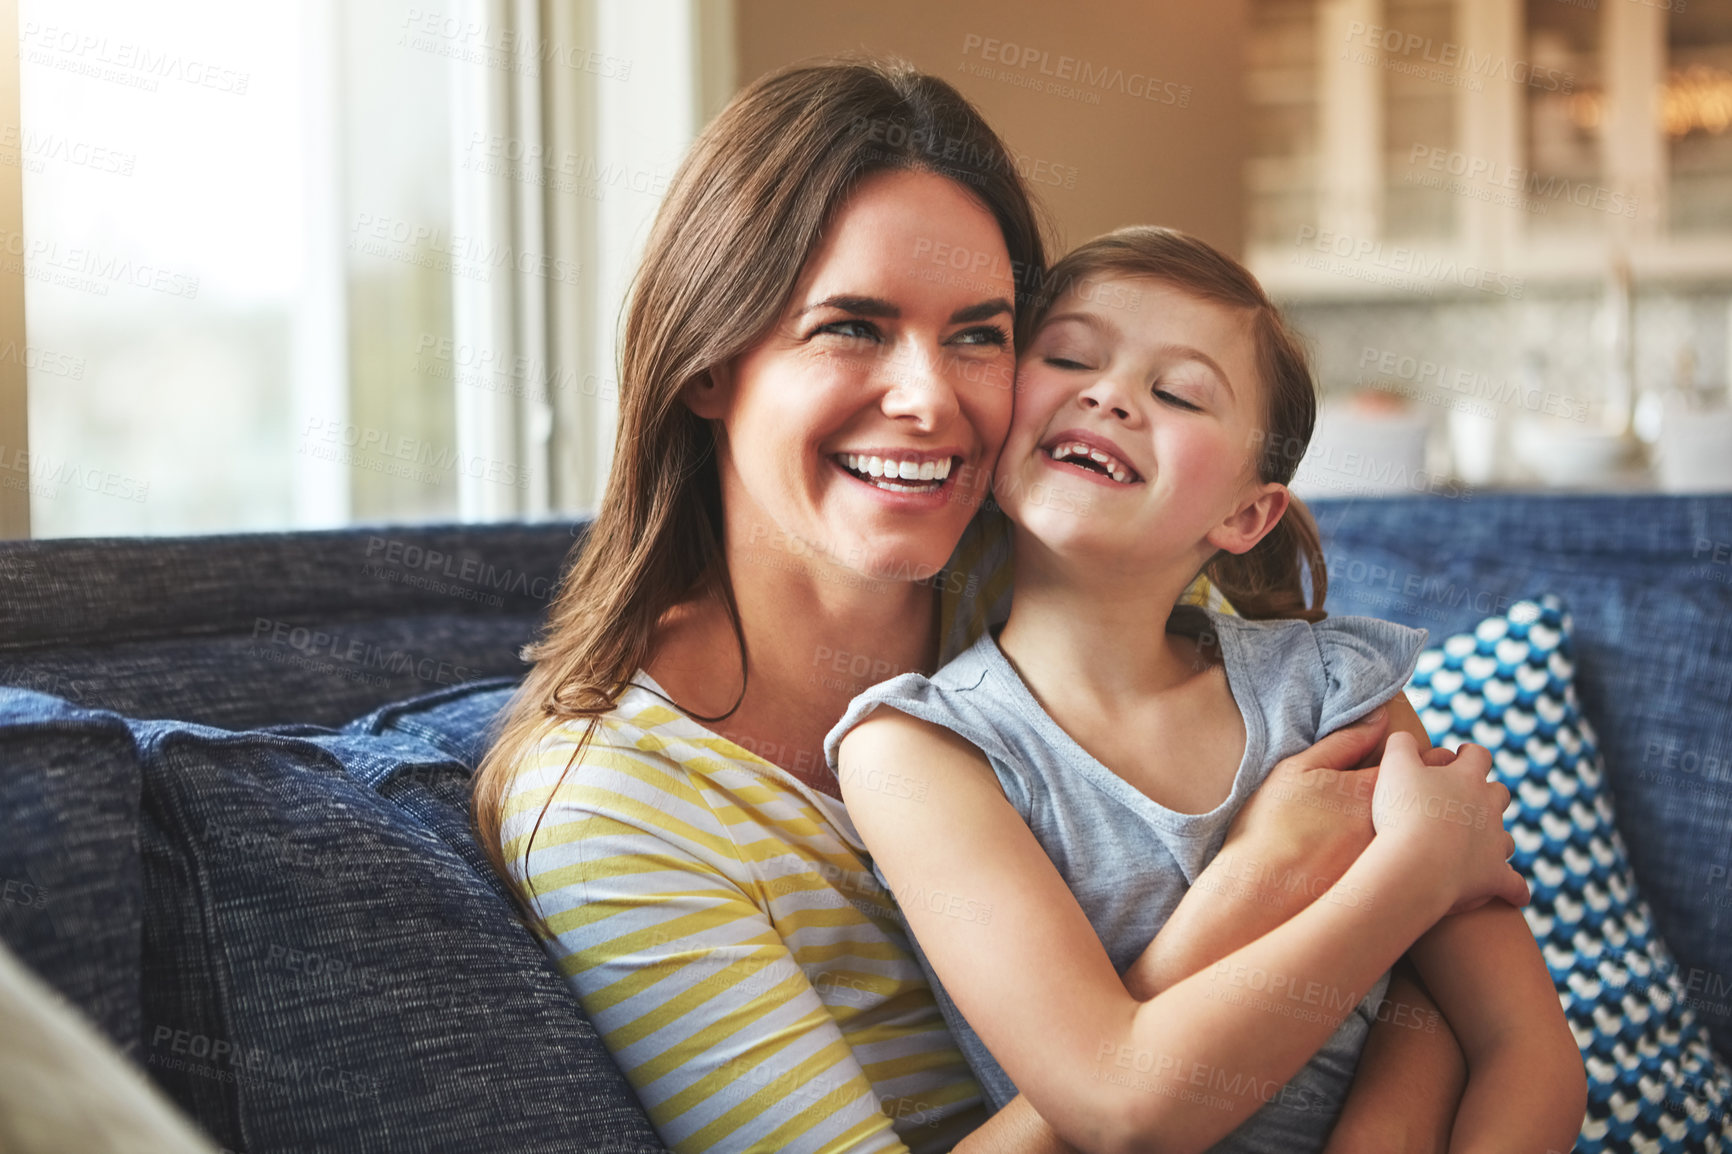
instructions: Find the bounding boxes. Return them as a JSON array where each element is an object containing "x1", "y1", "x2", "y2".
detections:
[{"x1": 471, "y1": 59, "x2": 1507, "y2": 1153}]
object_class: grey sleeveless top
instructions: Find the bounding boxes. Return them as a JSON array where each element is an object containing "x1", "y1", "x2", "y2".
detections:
[{"x1": 824, "y1": 605, "x2": 1427, "y2": 1153}]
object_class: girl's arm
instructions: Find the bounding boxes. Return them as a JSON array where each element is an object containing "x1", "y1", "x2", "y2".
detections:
[
  {"x1": 838, "y1": 715, "x2": 1525, "y2": 1154},
  {"x1": 1407, "y1": 906, "x2": 1586, "y2": 1153},
  {"x1": 1323, "y1": 962, "x2": 1465, "y2": 1154},
  {"x1": 1381, "y1": 702, "x2": 1588, "y2": 1153}
]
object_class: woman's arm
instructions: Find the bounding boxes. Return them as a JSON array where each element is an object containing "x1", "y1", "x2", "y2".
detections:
[
  {"x1": 838, "y1": 714, "x2": 1524, "y2": 1154},
  {"x1": 1117, "y1": 701, "x2": 1471, "y2": 1153}
]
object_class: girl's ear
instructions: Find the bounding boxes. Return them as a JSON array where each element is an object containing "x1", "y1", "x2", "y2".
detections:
[
  {"x1": 681, "y1": 363, "x2": 733, "y2": 419},
  {"x1": 1207, "y1": 482, "x2": 1290, "y2": 556}
]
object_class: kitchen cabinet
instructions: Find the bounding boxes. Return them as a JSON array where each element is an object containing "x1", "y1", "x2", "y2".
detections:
[{"x1": 1246, "y1": 0, "x2": 1732, "y2": 297}]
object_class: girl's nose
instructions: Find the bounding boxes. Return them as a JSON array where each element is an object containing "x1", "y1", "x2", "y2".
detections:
[{"x1": 1079, "y1": 378, "x2": 1136, "y2": 422}]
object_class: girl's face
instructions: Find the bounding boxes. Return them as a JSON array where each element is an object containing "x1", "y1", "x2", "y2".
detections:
[
  {"x1": 997, "y1": 275, "x2": 1285, "y2": 576},
  {"x1": 688, "y1": 168, "x2": 1017, "y2": 585}
]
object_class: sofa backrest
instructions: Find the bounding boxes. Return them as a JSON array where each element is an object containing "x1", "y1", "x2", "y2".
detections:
[
  {"x1": 0, "y1": 523, "x2": 582, "y2": 729},
  {"x1": 1311, "y1": 493, "x2": 1732, "y2": 1052}
]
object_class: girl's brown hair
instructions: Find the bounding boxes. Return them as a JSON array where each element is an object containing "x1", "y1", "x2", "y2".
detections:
[
  {"x1": 470, "y1": 59, "x2": 1048, "y2": 936},
  {"x1": 1032, "y1": 226, "x2": 1326, "y2": 622}
]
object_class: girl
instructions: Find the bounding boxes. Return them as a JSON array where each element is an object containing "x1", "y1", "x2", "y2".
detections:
[{"x1": 828, "y1": 227, "x2": 1587, "y2": 1154}]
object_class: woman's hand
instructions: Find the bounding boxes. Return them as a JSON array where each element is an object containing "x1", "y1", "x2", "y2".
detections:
[{"x1": 1370, "y1": 733, "x2": 1527, "y2": 916}]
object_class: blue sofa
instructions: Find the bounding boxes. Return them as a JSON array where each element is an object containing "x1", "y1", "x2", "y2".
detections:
[{"x1": 0, "y1": 495, "x2": 1728, "y2": 1151}]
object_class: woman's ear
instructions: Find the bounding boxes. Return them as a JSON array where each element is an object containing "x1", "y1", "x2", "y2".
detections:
[
  {"x1": 1207, "y1": 482, "x2": 1290, "y2": 556},
  {"x1": 682, "y1": 363, "x2": 733, "y2": 420}
]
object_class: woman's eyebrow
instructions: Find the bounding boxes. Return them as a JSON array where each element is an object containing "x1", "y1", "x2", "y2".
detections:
[
  {"x1": 798, "y1": 294, "x2": 899, "y2": 318},
  {"x1": 949, "y1": 298, "x2": 1014, "y2": 324},
  {"x1": 796, "y1": 294, "x2": 1015, "y2": 324}
]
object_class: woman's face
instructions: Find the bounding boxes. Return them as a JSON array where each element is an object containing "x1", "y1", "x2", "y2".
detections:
[{"x1": 691, "y1": 168, "x2": 1017, "y2": 585}]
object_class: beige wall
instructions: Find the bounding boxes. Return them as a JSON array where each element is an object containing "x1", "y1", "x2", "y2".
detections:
[{"x1": 734, "y1": 0, "x2": 1249, "y2": 258}]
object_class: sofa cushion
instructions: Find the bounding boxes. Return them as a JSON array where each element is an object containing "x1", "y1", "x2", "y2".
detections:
[
  {"x1": 1313, "y1": 494, "x2": 1732, "y2": 1056},
  {"x1": 1408, "y1": 597, "x2": 1732, "y2": 1152},
  {"x1": 131, "y1": 715, "x2": 666, "y2": 1154},
  {"x1": 342, "y1": 678, "x2": 522, "y2": 907},
  {"x1": 0, "y1": 689, "x2": 144, "y2": 1057}
]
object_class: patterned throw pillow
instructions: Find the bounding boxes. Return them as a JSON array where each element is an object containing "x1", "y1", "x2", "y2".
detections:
[{"x1": 1405, "y1": 596, "x2": 1732, "y2": 1153}]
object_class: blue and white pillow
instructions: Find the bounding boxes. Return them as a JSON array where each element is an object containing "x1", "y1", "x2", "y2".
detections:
[{"x1": 1406, "y1": 596, "x2": 1732, "y2": 1153}]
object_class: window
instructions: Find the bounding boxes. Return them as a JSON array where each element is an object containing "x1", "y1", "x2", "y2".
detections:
[{"x1": 13, "y1": 0, "x2": 728, "y2": 538}]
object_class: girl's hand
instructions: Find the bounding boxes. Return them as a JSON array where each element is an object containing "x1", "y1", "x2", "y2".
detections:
[
  {"x1": 1218, "y1": 706, "x2": 1388, "y2": 891},
  {"x1": 1370, "y1": 732, "x2": 1528, "y2": 916}
]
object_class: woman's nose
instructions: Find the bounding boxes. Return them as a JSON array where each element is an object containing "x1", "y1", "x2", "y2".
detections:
[{"x1": 879, "y1": 345, "x2": 962, "y2": 427}]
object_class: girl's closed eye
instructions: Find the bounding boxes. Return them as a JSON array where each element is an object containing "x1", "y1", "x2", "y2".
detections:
[{"x1": 1154, "y1": 386, "x2": 1203, "y2": 412}]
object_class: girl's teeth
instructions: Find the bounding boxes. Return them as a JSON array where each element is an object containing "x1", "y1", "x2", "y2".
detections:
[{"x1": 1049, "y1": 441, "x2": 1134, "y2": 484}]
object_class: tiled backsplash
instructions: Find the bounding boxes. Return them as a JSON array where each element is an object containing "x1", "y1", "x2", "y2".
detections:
[{"x1": 1287, "y1": 286, "x2": 1732, "y2": 422}]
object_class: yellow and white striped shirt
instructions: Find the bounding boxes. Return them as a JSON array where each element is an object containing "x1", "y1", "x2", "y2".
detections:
[
  {"x1": 499, "y1": 509, "x2": 1230, "y2": 1153},
  {"x1": 502, "y1": 676, "x2": 981, "y2": 1154}
]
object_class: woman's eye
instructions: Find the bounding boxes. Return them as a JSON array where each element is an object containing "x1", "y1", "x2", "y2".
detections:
[
  {"x1": 951, "y1": 325, "x2": 1010, "y2": 349},
  {"x1": 815, "y1": 320, "x2": 881, "y2": 342},
  {"x1": 1155, "y1": 389, "x2": 1202, "y2": 412}
]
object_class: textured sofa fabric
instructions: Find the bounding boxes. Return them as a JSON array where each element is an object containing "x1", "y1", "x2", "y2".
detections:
[
  {"x1": 1, "y1": 504, "x2": 1729, "y2": 1152},
  {"x1": 0, "y1": 523, "x2": 578, "y2": 729},
  {"x1": 1311, "y1": 494, "x2": 1732, "y2": 1053},
  {"x1": 0, "y1": 684, "x2": 667, "y2": 1154},
  {"x1": 0, "y1": 695, "x2": 144, "y2": 1056}
]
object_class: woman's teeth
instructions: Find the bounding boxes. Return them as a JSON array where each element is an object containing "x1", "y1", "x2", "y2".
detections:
[{"x1": 839, "y1": 453, "x2": 952, "y2": 492}]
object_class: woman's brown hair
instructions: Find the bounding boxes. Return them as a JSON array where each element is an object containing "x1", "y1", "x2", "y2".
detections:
[
  {"x1": 1031, "y1": 226, "x2": 1327, "y2": 622},
  {"x1": 470, "y1": 58, "x2": 1048, "y2": 936}
]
